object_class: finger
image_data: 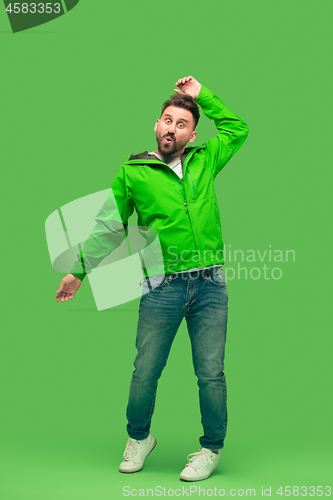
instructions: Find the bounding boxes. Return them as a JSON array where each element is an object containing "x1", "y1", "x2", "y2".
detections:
[
  {"x1": 56, "y1": 285, "x2": 63, "y2": 301},
  {"x1": 69, "y1": 293, "x2": 75, "y2": 300},
  {"x1": 173, "y1": 88, "x2": 183, "y2": 94}
]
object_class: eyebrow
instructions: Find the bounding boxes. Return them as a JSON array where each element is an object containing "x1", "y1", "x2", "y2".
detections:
[{"x1": 164, "y1": 113, "x2": 188, "y2": 122}]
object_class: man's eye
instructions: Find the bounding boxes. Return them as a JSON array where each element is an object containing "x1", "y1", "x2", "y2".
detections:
[
  {"x1": 179, "y1": 123, "x2": 184, "y2": 128},
  {"x1": 166, "y1": 119, "x2": 171, "y2": 123}
]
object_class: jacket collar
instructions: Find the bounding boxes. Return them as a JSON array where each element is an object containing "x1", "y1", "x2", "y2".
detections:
[{"x1": 127, "y1": 145, "x2": 205, "y2": 164}]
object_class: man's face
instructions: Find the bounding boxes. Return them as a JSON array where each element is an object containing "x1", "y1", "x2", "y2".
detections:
[{"x1": 154, "y1": 106, "x2": 197, "y2": 157}]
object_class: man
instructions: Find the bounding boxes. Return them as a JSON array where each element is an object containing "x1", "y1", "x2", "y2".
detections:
[{"x1": 56, "y1": 76, "x2": 248, "y2": 481}]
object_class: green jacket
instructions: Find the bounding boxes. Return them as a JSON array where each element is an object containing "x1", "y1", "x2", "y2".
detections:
[{"x1": 71, "y1": 85, "x2": 248, "y2": 280}]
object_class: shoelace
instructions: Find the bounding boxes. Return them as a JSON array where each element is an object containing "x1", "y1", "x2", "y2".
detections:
[
  {"x1": 185, "y1": 448, "x2": 214, "y2": 472},
  {"x1": 123, "y1": 439, "x2": 139, "y2": 463}
]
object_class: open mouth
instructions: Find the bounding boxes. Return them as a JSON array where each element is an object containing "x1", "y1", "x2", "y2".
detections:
[{"x1": 164, "y1": 136, "x2": 174, "y2": 144}]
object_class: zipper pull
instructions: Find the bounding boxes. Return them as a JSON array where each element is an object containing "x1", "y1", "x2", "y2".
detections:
[{"x1": 184, "y1": 199, "x2": 188, "y2": 212}]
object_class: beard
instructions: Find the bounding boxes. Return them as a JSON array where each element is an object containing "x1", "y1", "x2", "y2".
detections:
[{"x1": 156, "y1": 131, "x2": 187, "y2": 157}]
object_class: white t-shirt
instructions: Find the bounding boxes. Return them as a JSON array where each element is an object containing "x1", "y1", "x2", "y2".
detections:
[{"x1": 149, "y1": 152, "x2": 183, "y2": 179}]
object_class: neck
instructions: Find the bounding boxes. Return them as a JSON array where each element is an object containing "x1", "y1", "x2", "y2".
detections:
[{"x1": 154, "y1": 148, "x2": 184, "y2": 158}]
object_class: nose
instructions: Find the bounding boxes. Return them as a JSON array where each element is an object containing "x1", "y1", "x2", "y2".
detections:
[{"x1": 167, "y1": 122, "x2": 176, "y2": 134}]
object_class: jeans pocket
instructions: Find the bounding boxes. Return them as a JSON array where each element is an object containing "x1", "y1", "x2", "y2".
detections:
[
  {"x1": 209, "y1": 267, "x2": 226, "y2": 286},
  {"x1": 141, "y1": 274, "x2": 169, "y2": 294}
]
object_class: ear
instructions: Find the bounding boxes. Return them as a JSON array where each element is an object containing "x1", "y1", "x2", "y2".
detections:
[
  {"x1": 188, "y1": 130, "x2": 197, "y2": 143},
  {"x1": 154, "y1": 119, "x2": 159, "y2": 132}
]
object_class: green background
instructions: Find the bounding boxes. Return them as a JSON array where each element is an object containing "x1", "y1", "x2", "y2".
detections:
[{"x1": 0, "y1": 0, "x2": 332, "y2": 498}]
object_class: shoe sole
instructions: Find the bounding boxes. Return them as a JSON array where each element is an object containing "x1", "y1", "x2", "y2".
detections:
[
  {"x1": 179, "y1": 457, "x2": 220, "y2": 481},
  {"x1": 119, "y1": 439, "x2": 157, "y2": 473},
  {"x1": 180, "y1": 472, "x2": 211, "y2": 481}
]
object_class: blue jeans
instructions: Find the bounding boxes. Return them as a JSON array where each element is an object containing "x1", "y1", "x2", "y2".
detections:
[{"x1": 126, "y1": 267, "x2": 228, "y2": 450}]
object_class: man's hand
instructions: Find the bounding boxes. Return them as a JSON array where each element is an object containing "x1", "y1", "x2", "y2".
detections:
[
  {"x1": 174, "y1": 76, "x2": 202, "y2": 100},
  {"x1": 56, "y1": 274, "x2": 82, "y2": 303}
]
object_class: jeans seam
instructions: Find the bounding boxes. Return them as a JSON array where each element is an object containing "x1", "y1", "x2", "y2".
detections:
[{"x1": 184, "y1": 279, "x2": 191, "y2": 314}]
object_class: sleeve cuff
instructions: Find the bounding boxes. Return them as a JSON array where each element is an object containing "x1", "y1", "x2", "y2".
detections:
[
  {"x1": 70, "y1": 272, "x2": 86, "y2": 282},
  {"x1": 70, "y1": 251, "x2": 87, "y2": 281},
  {"x1": 195, "y1": 85, "x2": 211, "y2": 105}
]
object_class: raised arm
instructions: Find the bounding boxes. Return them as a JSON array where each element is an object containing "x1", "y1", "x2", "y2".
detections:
[{"x1": 174, "y1": 75, "x2": 249, "y2": 176}]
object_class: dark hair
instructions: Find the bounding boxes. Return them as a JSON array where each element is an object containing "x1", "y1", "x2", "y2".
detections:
[{"x1": 161, "y1": 93, "x2": 200, "y2": 129}]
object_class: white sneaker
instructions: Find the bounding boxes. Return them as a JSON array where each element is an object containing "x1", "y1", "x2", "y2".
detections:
[
  {"x1": 119, "y1": 434, "x2": 157, "y2": 473},
  {"x1": 180, "y1": 447, "x2": 221, "y2": 481}
]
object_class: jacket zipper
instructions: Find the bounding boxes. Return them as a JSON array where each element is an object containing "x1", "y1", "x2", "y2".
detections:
[
  {"x1": 126, "y1": 156, "x2": 199, "y2": 253},
  {"x1": 187, "y1": 168, "x2": 195, "y2": 197},
  {"x1": 158, "y1": 156, "x2": 199, "y2": 253},
  {"x1": 181, "y1": 155, "x2": 199, "y2": 253}
]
